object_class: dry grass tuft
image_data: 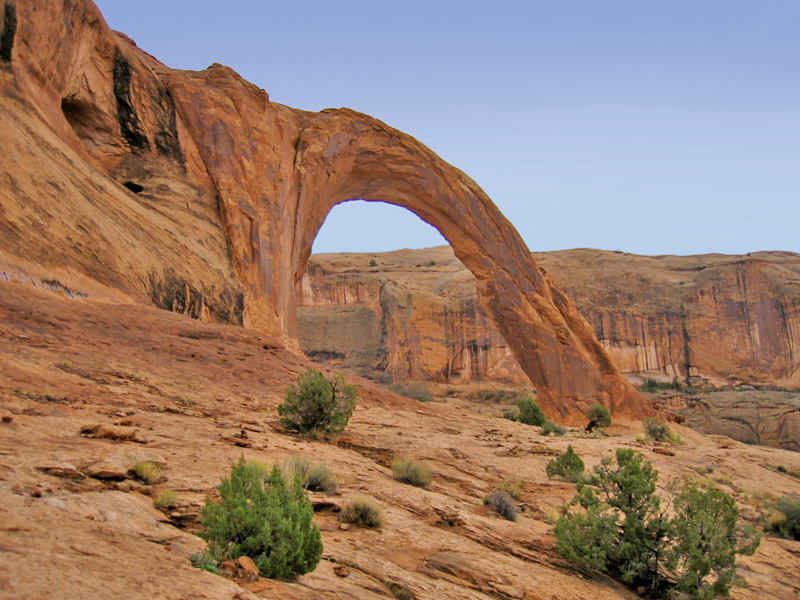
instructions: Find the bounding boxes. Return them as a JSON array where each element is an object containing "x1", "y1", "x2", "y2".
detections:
[{"x1": 341, "y1": 496, "x2": 384, "y2": 528}]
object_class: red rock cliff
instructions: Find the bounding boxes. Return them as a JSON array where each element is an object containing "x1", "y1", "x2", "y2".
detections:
[
  {"x1": 0, "y1": 0, "x2": 652, "y2": 421},
  {"x1": 297, "y1": 247, "x2": 800, "y2": 388}
]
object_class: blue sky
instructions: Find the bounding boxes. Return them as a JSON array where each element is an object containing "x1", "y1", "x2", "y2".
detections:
[{"x1": 96, "y1": 1, "x2": 800, "y2": 256}]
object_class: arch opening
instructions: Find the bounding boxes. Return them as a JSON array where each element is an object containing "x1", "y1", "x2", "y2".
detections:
[
  {"x1": 310, "y1": 199, "x2": 448, "y2": 255},
  {"x1": 296, "y1": 200, "x2": 532, "y2": 396}
]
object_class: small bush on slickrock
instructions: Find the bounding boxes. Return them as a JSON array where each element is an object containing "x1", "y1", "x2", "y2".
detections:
[
  {"x1": 484, "y1": 490, "x2": 519, "y2": 521},
  {"x1": 134, "y1": 460, "x2": 162, "y2": 484},
  {"x1": 154, "y1": 489, "x2": 177, "y2": 509},
  {"x1": 391, "y1": 458, "x2": 433, "y2": 487},
  {"x1": 306, "y1": 462, "x2": 339, "y2": 493},
  {"x1": 190, "y1": 553, "x2": 220, "y2": 575},
  {"x1": 643, "y1": 417, "x2": 672, "y2": 442},
  {"x1": 586, "y1": 403, "x2": 611, "y2": 432},
  {"x1": 200, "y1": 457, "x2": 322, "y2": 579},
  {"x1": 542, "y1": 420, "x2": 566, "y2": 436},
  {"x1": 281, "y1": 455, "x2": 310, "y2": 484},
  {"x1": 281, "y1": 456, "x2": 339, "y2": 493},
  {"x1": 517, "y1": 397, "x2": 545, "y2": 426},
  {"x1": 554, "y1": 448, "x2": 759, "y2": 599},
  {"x1": 497, "y1": 478, "x2": 524, "y2": 500},
  {"x1": 768, "y1": 494, "x2": 800, "y2": 540},
  {"x1": 341, "y1": 496, "x2": 384, "y2": 528},
  {"x1": 546, "y1": 445, "x2": 584, "y2": 482},
  {"x1": 278, "y1": 369, "x2": 356, "y2": 435}
]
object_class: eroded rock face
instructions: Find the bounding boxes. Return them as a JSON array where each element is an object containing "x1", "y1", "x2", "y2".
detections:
[
  {"x1": 0, "y1": 0, "x2": 651, "y2": 420},
  {"x1": 537, "y1": 249, "x2": 800, "y2": 389},
  {"x1": 654, "y1": 391, "x2": 800, "y2": 452},
  {"x1": 297, "y1": 248, "x2": 800, "y2": 448},
  {"x1": 297, "y1": 247, "x2": 532, "y2": 386},
  {"x1": 298, "y1": 247, "x2": 800, "y2": 389}
]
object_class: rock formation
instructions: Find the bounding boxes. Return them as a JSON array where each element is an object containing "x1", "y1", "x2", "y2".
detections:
[
  {"x1": 0, "y1": 0, "x2": 653, "y2": 421},
  {"x1": 539, "y1": 249, "x2": 800, "y2": 389},
  {"x1": 297, "y1": 247, "x2": 531, "y2": 387},
  {"x1": 298, "y1": 247, "x2": 800, "y2": 389},
  {"x1": 1, "y1": 277, "x2": 799, "y2": 600},
  {"x1": 656, "y1": 390, "x2": 800, "y2": 452},
  {"x1": 2, "y1": 5, "x2": 800, "y2": 597},
  {"x1": 297, "y1": 247, "x2": 800, "y2": 448}
]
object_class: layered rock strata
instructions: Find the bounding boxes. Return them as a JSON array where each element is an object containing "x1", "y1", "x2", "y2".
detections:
[
  {"x1": 655, "y1": 391, "x2": 800, "y2": 452},
  {"x1": 0, "y1": 0, "x2": 651, "y2": 421},
  {"x1": 297, "y1": 247, "x2": 800, "y2": 388}
]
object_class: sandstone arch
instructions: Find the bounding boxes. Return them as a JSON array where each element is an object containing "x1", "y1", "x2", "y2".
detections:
[
  {"x1": 280, "y1": 108, "x2": 649, "y2": 421},
  {"x1": 1, "y1": 0, "x2": 652, "y2": 422}
]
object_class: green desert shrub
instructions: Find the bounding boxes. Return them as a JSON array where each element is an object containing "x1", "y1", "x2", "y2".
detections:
[
  {"x1": 484, "y1": 490, "x2": 518, "y2": 522},
  {"x1": 341, "y1": 495, "x2": 384, "y2": 528},
  {"x1": 190, "y1": 553, "x2": 220, "y2": 575},
  {"x1": 669, "y1": 483, "x2": 760, "y2": 599},
  {"x1": 586, "y1": 403, "x2": 611, "y2": 432},
  {"x1": 278, "y1": 369, "x2": 357, "y2": 435},
  {"x1": 546, "y1": 445, "x2": 585, "y2": 482},
  {"x1": 200, "y1": 457, "x2": 322, "y2": 579},
  {"x1": 643, "y1": 417, "x2": 672, "y2": 442},
  {"x1": 639, "y1": 378, "x2": 684, "y2": 392},
  {"x1": 555, "y1": 448, "x2": 666, "y2": 582},
  {"x1": 542, "y1": 420, "x2": 566, "y2": 436},
  {"x1": 480, "y1": 389, "x2": 519, "y2": 403},
  {"x1": 554, "y1": 448, "x2": 759, "y2": 598},
  {"x1": 391, "y1": 458, "x2": 433, "y2": 488},
  {"x1": 768, "y1": 494, "x2": 800, "y2": 540},
  {"x1": 517, "y1": 397, "x2": 546, "y2": 426},
  {"x1": 502, "y1": 407, "x2": 519, "y2": 422}
]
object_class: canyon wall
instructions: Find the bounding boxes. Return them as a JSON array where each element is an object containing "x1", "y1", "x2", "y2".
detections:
[
  {"x1": 297, "y1": 247, "x2": 800, "y2": 389},
  {"x1": 657, "y1": 390, "x2": 800, "y2": 452},
  {"x1": 297, "y1": 247, "x2": 530, "y2": 387},
  {"x1": 0, "y1": 0, "x2": 652, "y2": 420}
]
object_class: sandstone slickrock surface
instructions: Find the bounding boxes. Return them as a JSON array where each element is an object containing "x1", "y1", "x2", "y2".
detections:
[
  {"x1": 0, "y1": 0, "x2": 651, "y2": 421},
  {"x1": 297, "y1": 247, "x2": 800, "y2": 388},
  {"x1": 1, "y1": 281, "x2": 799, "y2": 599}
]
